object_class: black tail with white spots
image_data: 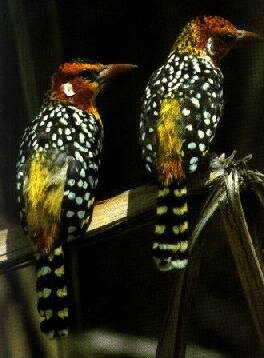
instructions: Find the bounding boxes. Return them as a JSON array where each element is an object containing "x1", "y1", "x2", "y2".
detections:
[
  {"x1": 152, "y1": 180, "x2": 189, "y2": 271},
  {"x1": 36, "y1": 244, "x2": 69, "y2": 338}
]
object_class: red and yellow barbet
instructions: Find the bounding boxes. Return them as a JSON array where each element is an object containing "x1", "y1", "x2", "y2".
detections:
[
  {"x1": 16, "y1": 59, "x2": 136, "y2": 338},
  {"x1": 140, "y1": 16, "x2": 260, "y2": 271}
]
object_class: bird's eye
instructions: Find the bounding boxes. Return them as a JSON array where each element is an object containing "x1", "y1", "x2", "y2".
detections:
[
  {"x1": 221, "y1": 34, "x2": 237, "y2": 43},
  {"x1": 79, "y1": 69, "x2": 98, "y2": 81}
]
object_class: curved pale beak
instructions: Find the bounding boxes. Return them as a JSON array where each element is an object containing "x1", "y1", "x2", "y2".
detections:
[
  {"x1": 236, "y1": 29, "x2": 263, "y2": 42},
  {"x1": 98, "y1": 64, "x2": 137, "y2": 83}
]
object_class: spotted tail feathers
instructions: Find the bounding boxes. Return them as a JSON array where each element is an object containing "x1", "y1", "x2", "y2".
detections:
[
  {"x1": 153, "y1": 181, "x2": 189, "y2": 271},
  {"x1": 36, "y1": 244, "x2": 69, "y2": 338}
]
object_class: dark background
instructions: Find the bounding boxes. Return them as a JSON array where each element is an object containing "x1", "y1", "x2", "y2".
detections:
[{"x1": 1, "y1": 0, "x2": 264, "y2": 357}]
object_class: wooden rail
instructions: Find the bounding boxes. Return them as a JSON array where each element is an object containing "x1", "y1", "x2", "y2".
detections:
[
  {"x1": 0, "y1": 185, "x2": 157, "y2": 268},
  {"x1": 1, "y1": 160, "x2": 264, "y2": 354}
]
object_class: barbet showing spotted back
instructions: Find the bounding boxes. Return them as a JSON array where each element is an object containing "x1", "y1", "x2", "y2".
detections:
[
  {"x1": 16, "y1": 60, "x2": 136, "y2": 337},
  {"x1": 140, "y1": 16, "x2": 261, "y2": 271}
]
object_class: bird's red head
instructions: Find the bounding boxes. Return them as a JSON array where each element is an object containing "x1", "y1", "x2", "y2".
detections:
[
  {"x1": 50, "y1": 60, "x2": 136, "y2": 117},
  {"x1": 172, "y1": 16, "x2": 261, "y2": 64}
]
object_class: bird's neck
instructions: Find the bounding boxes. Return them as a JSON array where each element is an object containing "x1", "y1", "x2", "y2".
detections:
[{"x1": 170, "y1": 21, "x2": 217, "y2": 65}]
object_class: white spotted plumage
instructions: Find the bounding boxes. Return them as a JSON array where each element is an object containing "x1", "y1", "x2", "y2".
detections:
[
  {"x1": 16, "y1": 84, "x2": 104, "y2": 338},
  {"x1": 16, "y1": 103, "x2": 103, "y2": 241},
  {"x1": 140, "y1": 47, "x2": 224, "y2": 272}
]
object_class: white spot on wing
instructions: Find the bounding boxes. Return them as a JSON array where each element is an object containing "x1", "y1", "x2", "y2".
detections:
[
  {"x1": 68, "y1": 226, "x2": 76, "y2": 233},
  {"x1": 188, "y1": 142, "x2": 196, "y2": 149},
  {"x1": 76, "y1": 197, "x2": 83, "y2": 205},
  {"x1": 199, "y1": 143, "x2": 206, "y2": 152},
  {"x1": 189, "y1": 163, "x2": 198, "y2": 172},
  {"x1": 191, "y1": 97, "x2": 200, "y2": 108},
  {"x1": 182, "y1": 108, "x2": 190, "y2": 116},
  {"x1": 206, "y1": 129, "x2": 212, "y2": 136},
  {"x1": 146, "y1": 144, "x2": 153, "y2": 151},
  {"x1": 202, "y1": 83, "x2": 210, "y2": 91},
  {"x1": 77, "y1": 210, "x2": 85, "y2": 219},
  {"x1": 66, "y1": 210, "x2": 74, "y2": 218}
]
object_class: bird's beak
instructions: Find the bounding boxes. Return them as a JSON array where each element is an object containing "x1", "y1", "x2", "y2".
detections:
[
  {"x1": 235, "y1": 29, "x2": 263, "y2": 42},
  {"x1": 98, "y1": 64, "x2": 137, "y2": 83}
]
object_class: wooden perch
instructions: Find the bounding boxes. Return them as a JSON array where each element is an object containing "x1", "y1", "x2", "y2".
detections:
[
  {"x1": 1, "y1": 152, "x2": 264, "y2": 355},
  {"x1": 0, "y1": 185, "x2": 157, "y2": 271},
  {"x1": 0, "y1": 154, "x2": 214, "y2": 271}
]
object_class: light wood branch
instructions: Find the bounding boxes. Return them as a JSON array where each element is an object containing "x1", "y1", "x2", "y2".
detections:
[
  {"x1": 1, "y1": 153, "x2": 264, "y2": 353},
  {"x1": 0, "y1": 185, "x2": 157, "y2": 270}
]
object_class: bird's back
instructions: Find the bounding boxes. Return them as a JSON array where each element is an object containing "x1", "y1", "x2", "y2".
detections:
[{"x1": 140, "y1": 53, "x2": 224, "y2": 177}]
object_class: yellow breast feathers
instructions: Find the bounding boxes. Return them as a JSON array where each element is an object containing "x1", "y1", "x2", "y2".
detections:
[
  {"x1": 23, "y1": 152, "x2": 68, "y2": 253},
  {"x1": 156, "y1": 98, "x2": 185, "y2": 183}
]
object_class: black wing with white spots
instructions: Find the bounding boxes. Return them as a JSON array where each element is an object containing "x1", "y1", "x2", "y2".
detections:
[
  {"x1": 16, "y1": 103, "x2": 103, "y2": 240},
  {"x1": 140, "y1": 53, "x2": 224, "y2": 175}
]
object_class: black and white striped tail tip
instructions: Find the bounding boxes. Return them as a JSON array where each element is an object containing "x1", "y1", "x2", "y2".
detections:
[
  {"x1": 40, "y1": 324, "x2": 68, "y2": 339},
  {"x1": 153, "y1": 256, "x2": 188, "y2": 271},
  {"x1": 153, "y1": 184, "x2": 189, "y2": 271},
  {"x1": 36, "y1": 246, "x2": 69, "y2": 339},
  {"x1": 152, "y1": 242, "x2": 188, "y2": 271},
  {"x1": 37, "y1": 283, "x2": 69, "y2": 339},
  {"x1": 39, "y1": 307, "x2": 69, "y2": 339}
]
